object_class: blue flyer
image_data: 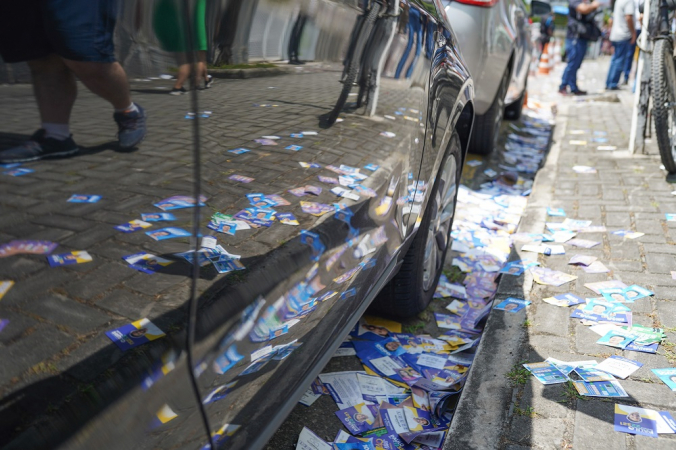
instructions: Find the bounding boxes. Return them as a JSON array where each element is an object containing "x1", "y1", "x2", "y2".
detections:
[
  {"x1": 146, "y1": 227, "x2": 191, "y2": 241},
  {"x1": 141, "y1": 213, "x2": 176, "y2": 222},
  {"x1": 3, "y1": 168, "x2": 34, "y2": 176},
  {"x1": 105, "y1": 318, "x2": 165, "y2": 351},
  {"x1": 614, "y1": 404, "x2": 658, "y2": 438},
  {"x1": 652, "y1": 368, "x2": 676, "y2": 391},
  {"x1": 494, "y1": 297, "x2": 530, "y2": 312},
  {"x1": 228, "y1": 148, "x2": 250, "y2": 154},
  {"x1": 300, "y1": 230, "x2": 326, "y2": 261},
  {"x1": 523, "y1": 362, "x2": 568, "y2": 384},
  {"x1": 67, "y1": 194, "x2": 101, "y2": 203}
]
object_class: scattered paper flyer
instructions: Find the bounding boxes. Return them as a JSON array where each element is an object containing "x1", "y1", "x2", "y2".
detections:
[
  {"x1": 494, "y1": 298, "x2": 530, "y2": 312},
  {"x1": 652, "y1": 368, "x2": 676, "y2": 391},
  {"x1": 141, "y1": 213, "x2": 176, "y2": 222},
  {"x1": 566, "y1": 238, "x2": 600, "y2": 248},
  {"x1": 115, "y1": 219, "x2": 152, "y2": 233},
  {"x1": 0, "y1": 240, "x2": 58, "y2": 257},
  {"x1": 530, "y1": 267, "x2": 577, "y2": 286},
  {"x1": 296, "y1": 426, "x2": 332, "y2": 450},
  {"x1": 612, "y1": 230, "x2": 644, "y2": 239},
  {"x1": 523, "y1": 362, "x2": 568, "y2": 385},
  {"x1": 596, "y1": 329, "x2": 636, "y2": 349},
  {"x1": 123, "y1": 252, "x2": 174, "y2": 274},
  {"x1": 146, "y1": 227, "x2": 191, "y2": 241},
  {"x1": 547, "y1": 207, "x2": 566, "y2": 217},
  {"x1": 67, "y1": 194, "x2": 101, "y2": 203},
  {"x1": 105, "y1": 318, "x2": 165, "y2": 351},
  {"x1": 595, "y1": 356, "x2": 643, "y2": 379},
  {"x1": 3, "y1": 168, "x2": 34, "y2": 176},
  {"x1": 614, "y1": 404, "x2": 658, "y2": 437},
  {"x1": 153, "y1": 195, "x2": 206, "y2": 211},
  {"x1": 0, "y1": 280, "x2": 14, "y2": 301},
  {"x1": 572, "y1": 165, "x2": 596, "y2": 173},
  {"x1": 521, "y1": 244, "x2": 565, "y2": 255},
  {"x1": 569, "y1": 254, "x2": 597, "y2": 266},
  {"x1": 572, "y1": 380, "x2": 628, "y2": 397},
  {"x1": 229, "y1": 174, "x2": 254, "y2": 183},
  {"x1": 543, "y1": 293, "x2": 585, "y2": 307},
  {"x1": 47, "y1": 251, "x2": 93, "y2": 267}
]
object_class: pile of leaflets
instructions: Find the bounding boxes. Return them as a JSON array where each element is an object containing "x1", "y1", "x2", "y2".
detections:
[{"x1": 296, "y1": 318, "x2": 472, "y2": 449}]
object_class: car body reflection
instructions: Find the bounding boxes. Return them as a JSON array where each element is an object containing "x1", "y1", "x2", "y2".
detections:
[{"x1": 0, "y1": 1, "x2": 472, "y2": 449}]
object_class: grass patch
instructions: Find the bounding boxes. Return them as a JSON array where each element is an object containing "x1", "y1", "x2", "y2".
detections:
[
  {"x1": 660, "y1": 341, "x2": 676, "y2": 365},
  {"x1": 522, "y1": 319, "x2": 533, "y2": 328},
  {"x1": 506, "y1": 361, "x2": 530, "y2": 387},
  {"x1": 208, "y1": 62, "x2": 277, "y2": 70},
  {"x1": 514, "y1": 403, "x2": 538, "y2": 418},
  {"x1": 442, "y1": 266, "x2": 465, "y2": 284},
  {"x1": 403, "y1": 321, "x2": 425, "y2": 334},
  {"x1": 559, "y1": 380, "x2": 587, "y2": 403}
]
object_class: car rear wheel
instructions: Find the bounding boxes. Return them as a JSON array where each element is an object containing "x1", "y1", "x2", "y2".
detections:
[
  {"x1": 469, "y1": 68, "x2": 509, "y2": 155},
  {"x1": 370, "y1": 130, "x2": 462, "y2": 319}
]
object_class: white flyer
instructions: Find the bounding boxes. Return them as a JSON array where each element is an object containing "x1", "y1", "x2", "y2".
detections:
[
  {"x1": 318, "y1": 371, "x2": 367, "y2": 410},
  {"x1": 595, "y1": 356, "x2": 643, "y2": 379},
  {"x1": 296, "y1": 426, "x2": 331, "y2": 450},
  {"x1": 369, "y1": 356, "x2": 403, "y2": 377},
  {"x1": 416, "y1": 353, "x2": 447, "y2": 370}
]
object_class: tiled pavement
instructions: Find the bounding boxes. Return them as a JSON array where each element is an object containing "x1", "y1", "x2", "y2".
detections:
[{"x1": 448, "y1": 59, "x2": 676, "y2": 449}]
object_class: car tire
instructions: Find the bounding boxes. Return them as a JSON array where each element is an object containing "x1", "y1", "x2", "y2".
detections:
[
  {"x1": 504, "y1": 83, "x2": 526, "y2": 121},
  {"x1": 370, "y1": 130, "x2": 463, "y2": 319},
  {"x1": 468, "y1": 69, "x2": 509, "y2": 155}
]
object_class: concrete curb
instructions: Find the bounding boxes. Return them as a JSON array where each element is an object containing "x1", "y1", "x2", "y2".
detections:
[
  {"x1": 444, "y1": 104, "x2": 569, "y2": 450},
  {"x1": 209, "y1": 66, "x2": 295, "y2": 79}
]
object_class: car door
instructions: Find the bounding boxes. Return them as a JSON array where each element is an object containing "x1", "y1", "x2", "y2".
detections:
[{"x1": 187, "y1": 0, "x2": 459, "y2": 448}]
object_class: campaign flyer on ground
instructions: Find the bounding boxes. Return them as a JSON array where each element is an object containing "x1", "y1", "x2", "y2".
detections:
[
  {"x1": 493, "y1": 297, "x2": 530, "y2": 312},
  {"x1": 614, "y1": 404, "x2": 658, "y2": 438},
  {"x1": 105, "y1": 318, "x2": 166, "y2": 351},
  {"x1": 652, "y1": 368, "x2": 676, "y2": 391},
  {"x1": 572, "y1": 380, "x2": 628, "y2": 397},
  {"x1": 47, "y1": 251, "x2": 93, "y2": 267},
  {"x1": 595, "y1": 356, "x2": 643, "y2": 379},
  {"x1": 335, "y1": 403, "x2": 379, "y2": 434},
  {"x1": 523, "y1": 362, "x2": 568, "y2": 384},
  {"x1": 122, "y1": 252, "x2": 174, "y2": 274}
]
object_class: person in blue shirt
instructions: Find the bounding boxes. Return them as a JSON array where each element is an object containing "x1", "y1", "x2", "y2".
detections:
[{"x1": 560, "y1": 0, "x2": 602, "y2": 95}]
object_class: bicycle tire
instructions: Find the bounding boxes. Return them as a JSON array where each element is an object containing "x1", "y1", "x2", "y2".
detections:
[
  {"x1": 328, "y1": 4, "x2": 380, "y2": 125},
  {"x1": 651, "y1": 38, "x2": 676, "y2": 174}
]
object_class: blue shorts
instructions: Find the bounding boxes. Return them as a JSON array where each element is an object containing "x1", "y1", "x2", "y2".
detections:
[{"x1": 0, "y1": 0, "x2": 118, "y2": 64}]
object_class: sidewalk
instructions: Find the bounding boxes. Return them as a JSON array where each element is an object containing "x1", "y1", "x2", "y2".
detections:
[{"x1": 447, "y1": 58, "x2": 676, "y2": 449}]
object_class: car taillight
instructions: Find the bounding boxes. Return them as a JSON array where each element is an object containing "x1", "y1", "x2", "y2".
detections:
[{"x1": 453, "y1": 0, "x2": 500, "y2": 7}]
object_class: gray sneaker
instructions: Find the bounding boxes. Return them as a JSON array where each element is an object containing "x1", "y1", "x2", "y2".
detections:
[
  {"x1": 0, "y1": 130, "x2": 78, "y2": 163},
  {"x1": 113, "y1": 103, "x2": 147, "y2": 149}
]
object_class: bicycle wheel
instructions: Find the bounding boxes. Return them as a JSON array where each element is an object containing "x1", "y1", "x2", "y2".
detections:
[
  {"x1": 328, "y1": 3, "x2": 380, "y2": 125},
  {"x1": 651, "y1": 38, "x2": 676, "y2": 173}
]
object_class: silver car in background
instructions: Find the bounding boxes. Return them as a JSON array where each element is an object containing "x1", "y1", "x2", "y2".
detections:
[{"x1": 444, "y1": 0, "x2": 533, "y2": 155}]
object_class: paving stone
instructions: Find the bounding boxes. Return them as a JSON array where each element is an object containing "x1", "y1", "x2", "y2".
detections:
[
  {"x1": 62, "y1": 262, "x2": 135, "y2": 301},
  {"x1": 573, "y1": 400, "x2": 626, "y2": 449},
  {"x1": 55, "y1": 331, "x2": 124, "y2": 382},
  {"x1": 656, "y1": 300, "x2": 676, "y2": 327},
  {"x1": 645, "y1": 253, "x2": 676, "y2": 274},
  {"x1": 532, "y1": 303, "x2": 569, "y2": 337},
  {"x1": 508, "y1": 416, "x2": 568, "y2": 449},
  {"x1": 634, "y1": 435, "x2": 676, "y2": 449},
  {"x1": 95, "y1": 289, "x2": 169, "y2": 320},
  {"x1": 0, "y1": 325, "x2": 75, "y2": 384},
  {"x1": 31, "y1": 294, "x2": 112, "y2": 334}
]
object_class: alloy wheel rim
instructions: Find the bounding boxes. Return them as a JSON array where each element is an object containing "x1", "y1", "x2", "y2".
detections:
[{"x1": 422, "y1": 153, "x2": 458, "y2": 291}]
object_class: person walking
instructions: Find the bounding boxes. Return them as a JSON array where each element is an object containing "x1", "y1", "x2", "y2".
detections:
[
  {"x1": 621, "y1": 0, "x2": 642, "y2": 84},
  {"x1": 606, "y1": 0, "x2": 636, "y2": 90},
  {"x1": 559, "y1": 0, "x2": 602, "y2": 95},
  {"x1": 539, "y1": 13, "x2": 555, "y2": 61},
  {"x1": 0, "y1": 0, "x2": 147, "y2": 163}
]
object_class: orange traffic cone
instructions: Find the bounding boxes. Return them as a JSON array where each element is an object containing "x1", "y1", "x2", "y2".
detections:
[{"x1": 538, "y1": 43, "x2": 551, "y2": 75}]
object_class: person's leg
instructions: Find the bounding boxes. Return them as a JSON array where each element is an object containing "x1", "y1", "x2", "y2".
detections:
[
  {"x1": 569, "y1": 39, "x2": 588, "y2": 92},
  {"x1": 61, "y1": 60, "x2": 131, "y2": 110},
  {"x1": 29, "y1": 54, "x2": 77, "y2": 129},
  {"x1": 622, "y1": 37, "x2": 637, "y2": 83},
  {"x1": 560, "y1": 38, "x2": 577, "y2": 90},
  {"x1": 561, "y1": 38, "x2": 579, "y2": 91},
  {"x1": 607, "y1": 40, "x2": 630, "y2": 89},
  {"x1": 173, "y1": 62, "x2": 191, "y2": 91},
  {"x1": 606, "y1": 41, "x2": 620, "y2": 88}
]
